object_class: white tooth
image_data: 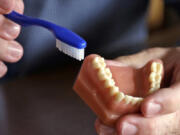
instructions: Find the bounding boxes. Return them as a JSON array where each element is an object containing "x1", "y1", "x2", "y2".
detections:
[
  {"x1": 98, "y1": 69, "x2": 109, "y2": 80},
  {"x1": 105, "y1": 68, "x2": 112, "y2": 78},
  {"x1": 155, "y1": 83, "x2": 160, "y2": 89},
  {"x1": 115, "y1": 92, "x2": 125, "y2": 102},
  {"x1": 109, "y1": 86, "x2": 119, "y2": 96},
  {"x1": 104, "y1": 78, "x2": 115, "y2": 88},
  {"x1": 150, "y1": 82, "x2": 156, "y2": 88},
  {"x1": 92, "y1": 61, "x2": 101, "y2": 69},
  {"x1": 136, "y1": 97, "x2": 143, "y2": 105},
  {"x1": 157, "y1": 63, "x2": 163, "y2": 74},
  {"x1": 92, "y1": 57, "x2": 106, "y2": 69},
  {"x1": 131, "y1": 97, "x2": 143, "y2": 105},
  {"x1": 155, "y1": 74, "x2": 162, "y2": 83},
  {"x1": 131, "y1": 97, "x2": 140, "y2": 105},
  {"x1": 149, "y1": 87, "x2": 157, "y2": 93},
  {"x1": 99, "y1": 57, "x2": 105, "y2": 62},
  {"x1": 124, "y1": 95, "x2": 133, "y2": 104},
  {"x1": 151, "y1": 62, "x2": 157, "y2": 72},
  {"x1": 99, "y1": 62, "x2": 106, "y2": 68},
  {"x1": 149, "y1": 72, "x2": 156, "y2": 82},
  {"x1": 93, "y1": 57, "x2": 100, "y2": 63}
]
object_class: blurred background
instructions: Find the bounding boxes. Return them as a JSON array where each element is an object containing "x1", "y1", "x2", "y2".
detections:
[{"x1": 0, "y1": 0, "x2": 180, "y2": 135}]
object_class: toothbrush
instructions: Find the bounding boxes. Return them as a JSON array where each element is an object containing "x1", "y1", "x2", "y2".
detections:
[{"x1": 4, "y1": 11, "x2": 87, "y2": 61}]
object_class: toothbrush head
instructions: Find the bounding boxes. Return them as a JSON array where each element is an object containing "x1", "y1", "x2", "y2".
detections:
[{"x1": 56, "y1": 39, "x2": 85, "y2": 61}]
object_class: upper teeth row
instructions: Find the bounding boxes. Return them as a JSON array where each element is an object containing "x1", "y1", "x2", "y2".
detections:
[
  {"x1": 149, "y1": 62, "x2": 163, "y2": 94},
  {"x1": 92, "y1": 56, "x2": 143, "y2": 105}
]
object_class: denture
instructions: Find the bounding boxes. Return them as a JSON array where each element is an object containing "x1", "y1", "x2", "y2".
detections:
[{"x1": 73, "y1": 54, "x2": 164, "y2": 126}]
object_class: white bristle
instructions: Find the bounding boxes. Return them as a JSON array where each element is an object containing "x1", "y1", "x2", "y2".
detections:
[{"x1": 56, "y1": 39, "x2": 85, "y2": 61}]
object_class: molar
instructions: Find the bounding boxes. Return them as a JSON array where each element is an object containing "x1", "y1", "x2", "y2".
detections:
[
  {"x1": 155, "y1": 74, "x2": 162, "y2": 83},
  {"x1": 149, "y1": 72, "x2": 156, "y2": 82},
  {"x1": 124, "y1": 95, "x2": 133, "y2": 104},
  {"x1": 115, "y1": 92, "x2": 125, "y2": 102},
  {"x1": 104, "y1": 78, "x2": 115, "y2": 88},
  {"x1": 155, "y1": 83, "x2": 160, "y2": 89},
  {"x1": 150, "y1": 83, "x2": 156, "y2": 88},
  {"x1": 151, "y1": 62, "x2": 157, "y2": 72},
  {"x1": 149, "y1": 85, "x2": 159, "y2": 93},
  {"x1": 157, "y1": 63, "x2": 163, "y2": 74},
  {"x1": 109, "y1": 86, "x2": 119, "y2": 96},
  {"x1": 136, "y1": 97, "x2": 143, "y2": 105},
  {"x1": 131, "y1": 97, "x2": 143, "y2": 105}
]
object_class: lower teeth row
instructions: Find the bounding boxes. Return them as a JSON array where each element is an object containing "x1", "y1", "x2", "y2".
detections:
[{"x1": 92, "y1": 56, "x2": 144, "y2": 105}]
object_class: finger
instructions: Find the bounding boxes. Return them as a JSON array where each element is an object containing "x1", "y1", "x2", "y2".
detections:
[
  {"x1": 0, "y1": 0, "x2": 24, "y2": 40},
  {"x1": 95, "y1": 119, "x2": 117, "y2": 135},
  {"x1": 13, "y1": 0, "x2": 24, "y2": 14},
  {"x1": 116, "y1": 113, "x2": 177, "y2": 135},
  {"x1": 141, "y1": 83, "x2": 180, "y2": 117},
  {"x1": 115, "y1": 47, "x2": 169, "y2": 68},
  {"x1": 0, "y1": 61, "x2": 7, "y2": 78},
  {"x1": 0, "y1": 38, "x2": 23, "y2": 63},
  {"x1": 0, "y1": 0, "x2": 15, "y2": 14}
]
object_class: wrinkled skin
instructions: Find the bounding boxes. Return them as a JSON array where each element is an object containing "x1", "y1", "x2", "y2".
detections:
[
  {"x1": 95, "y1": 47, "x2": 180, "y2": 135},
  {"x1": 0, "y1": 0, "x2": 24, "y2": 78}
]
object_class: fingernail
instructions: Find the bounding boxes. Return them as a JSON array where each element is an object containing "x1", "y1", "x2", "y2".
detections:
[
  {"x1": 3, "y1": 22, "x2": 20, "y2": 38},
  {"x1": 0, "y1": 62, "x2": 7, "y2": 77},
  {"x1": 0, "y1": 0, "x2": 13, "y2": 12},
  {"x1": 122, "y1": 122, "x2": 138, "y2": 135},
  {"x1": 146, "y1": 102, "x2": 162, "y2": 116},
  {"x1": 7, "y1": 43, "x2": 22, "y2": 60}
]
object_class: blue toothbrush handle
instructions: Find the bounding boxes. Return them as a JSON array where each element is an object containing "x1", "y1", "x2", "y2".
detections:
[
  {"x1": 4, "y1": 11, "x2": 56, "y2": 28},
  {"x1": 4, "y1": 11, "x2": 87, "y2": 49}
]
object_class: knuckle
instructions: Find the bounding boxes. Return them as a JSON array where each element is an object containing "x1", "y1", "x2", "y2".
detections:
[{"x1": 146, "y1": 119, "x2": 158, "y2": 135}]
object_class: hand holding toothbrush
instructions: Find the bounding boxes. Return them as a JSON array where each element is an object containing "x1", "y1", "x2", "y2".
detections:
[{"x1": 0, "y1": 0, "x2": 24, "y2": 78}]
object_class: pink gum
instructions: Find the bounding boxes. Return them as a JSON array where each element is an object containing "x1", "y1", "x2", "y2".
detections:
[{"x1": 73, "y1": 54, "x2": 164, "y2": 126}]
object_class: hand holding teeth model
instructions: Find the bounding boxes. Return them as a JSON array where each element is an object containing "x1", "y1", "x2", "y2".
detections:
[{"x1": 73, "y1": 54, "x2": 164, "y2": 126}]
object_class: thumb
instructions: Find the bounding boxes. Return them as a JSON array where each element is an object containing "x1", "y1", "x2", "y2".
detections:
[
  {"x1": 115, "y1": 47, "x2": 169, "y2": 68},
  {"x1": 141, "y1": 82, "x2": 180, "y2": 117},
  {"x1": 0, "y1": 0, "x2": 14, "y2": 14}
]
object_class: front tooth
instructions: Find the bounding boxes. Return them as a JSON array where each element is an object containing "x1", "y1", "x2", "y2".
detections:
[
  {"x1": 92, "y1": 61, "x2": 101, "y2": 69},
  {"x1": 115, "y1": 92, "x2": 125, "y2": 102},
  {"x1": 104, "y1": 78, "x2": 115, "y2": 88},
  {"x1": 92, "y1": 57, "x2": 100, "y2": 63},
  {"x1": 151, "y1": 62, "x2": 157, "y2": 72},
  {"x1": 149, "y1": 72, "x2": 156, "y2": 82},
  {"x1": 92, "y1": 57, "x2": 106, "y2": 69},
  {"x1": 124, "y1": 95, "x2": 133, "y2": 104},
  {"x1": 99, "y1": 57, "x2": 105, "y2": 62},
  {"x1": 157, "y1": 63, "x2": 163, "y2": 74},
  {"x1": 109, "y1": 86, "x2": 119, "y2": 96}
]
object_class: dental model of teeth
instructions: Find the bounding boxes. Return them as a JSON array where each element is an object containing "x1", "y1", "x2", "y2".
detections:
[
  {"x1": 149, "y1": 62, "x2": 163, "y2": 94},
  {"x1": 92, "y1": 57, "x2": 143, "y2": 105},
  {"x1": 73, "y1": 54, "x2": 164, "y2": 126}
]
